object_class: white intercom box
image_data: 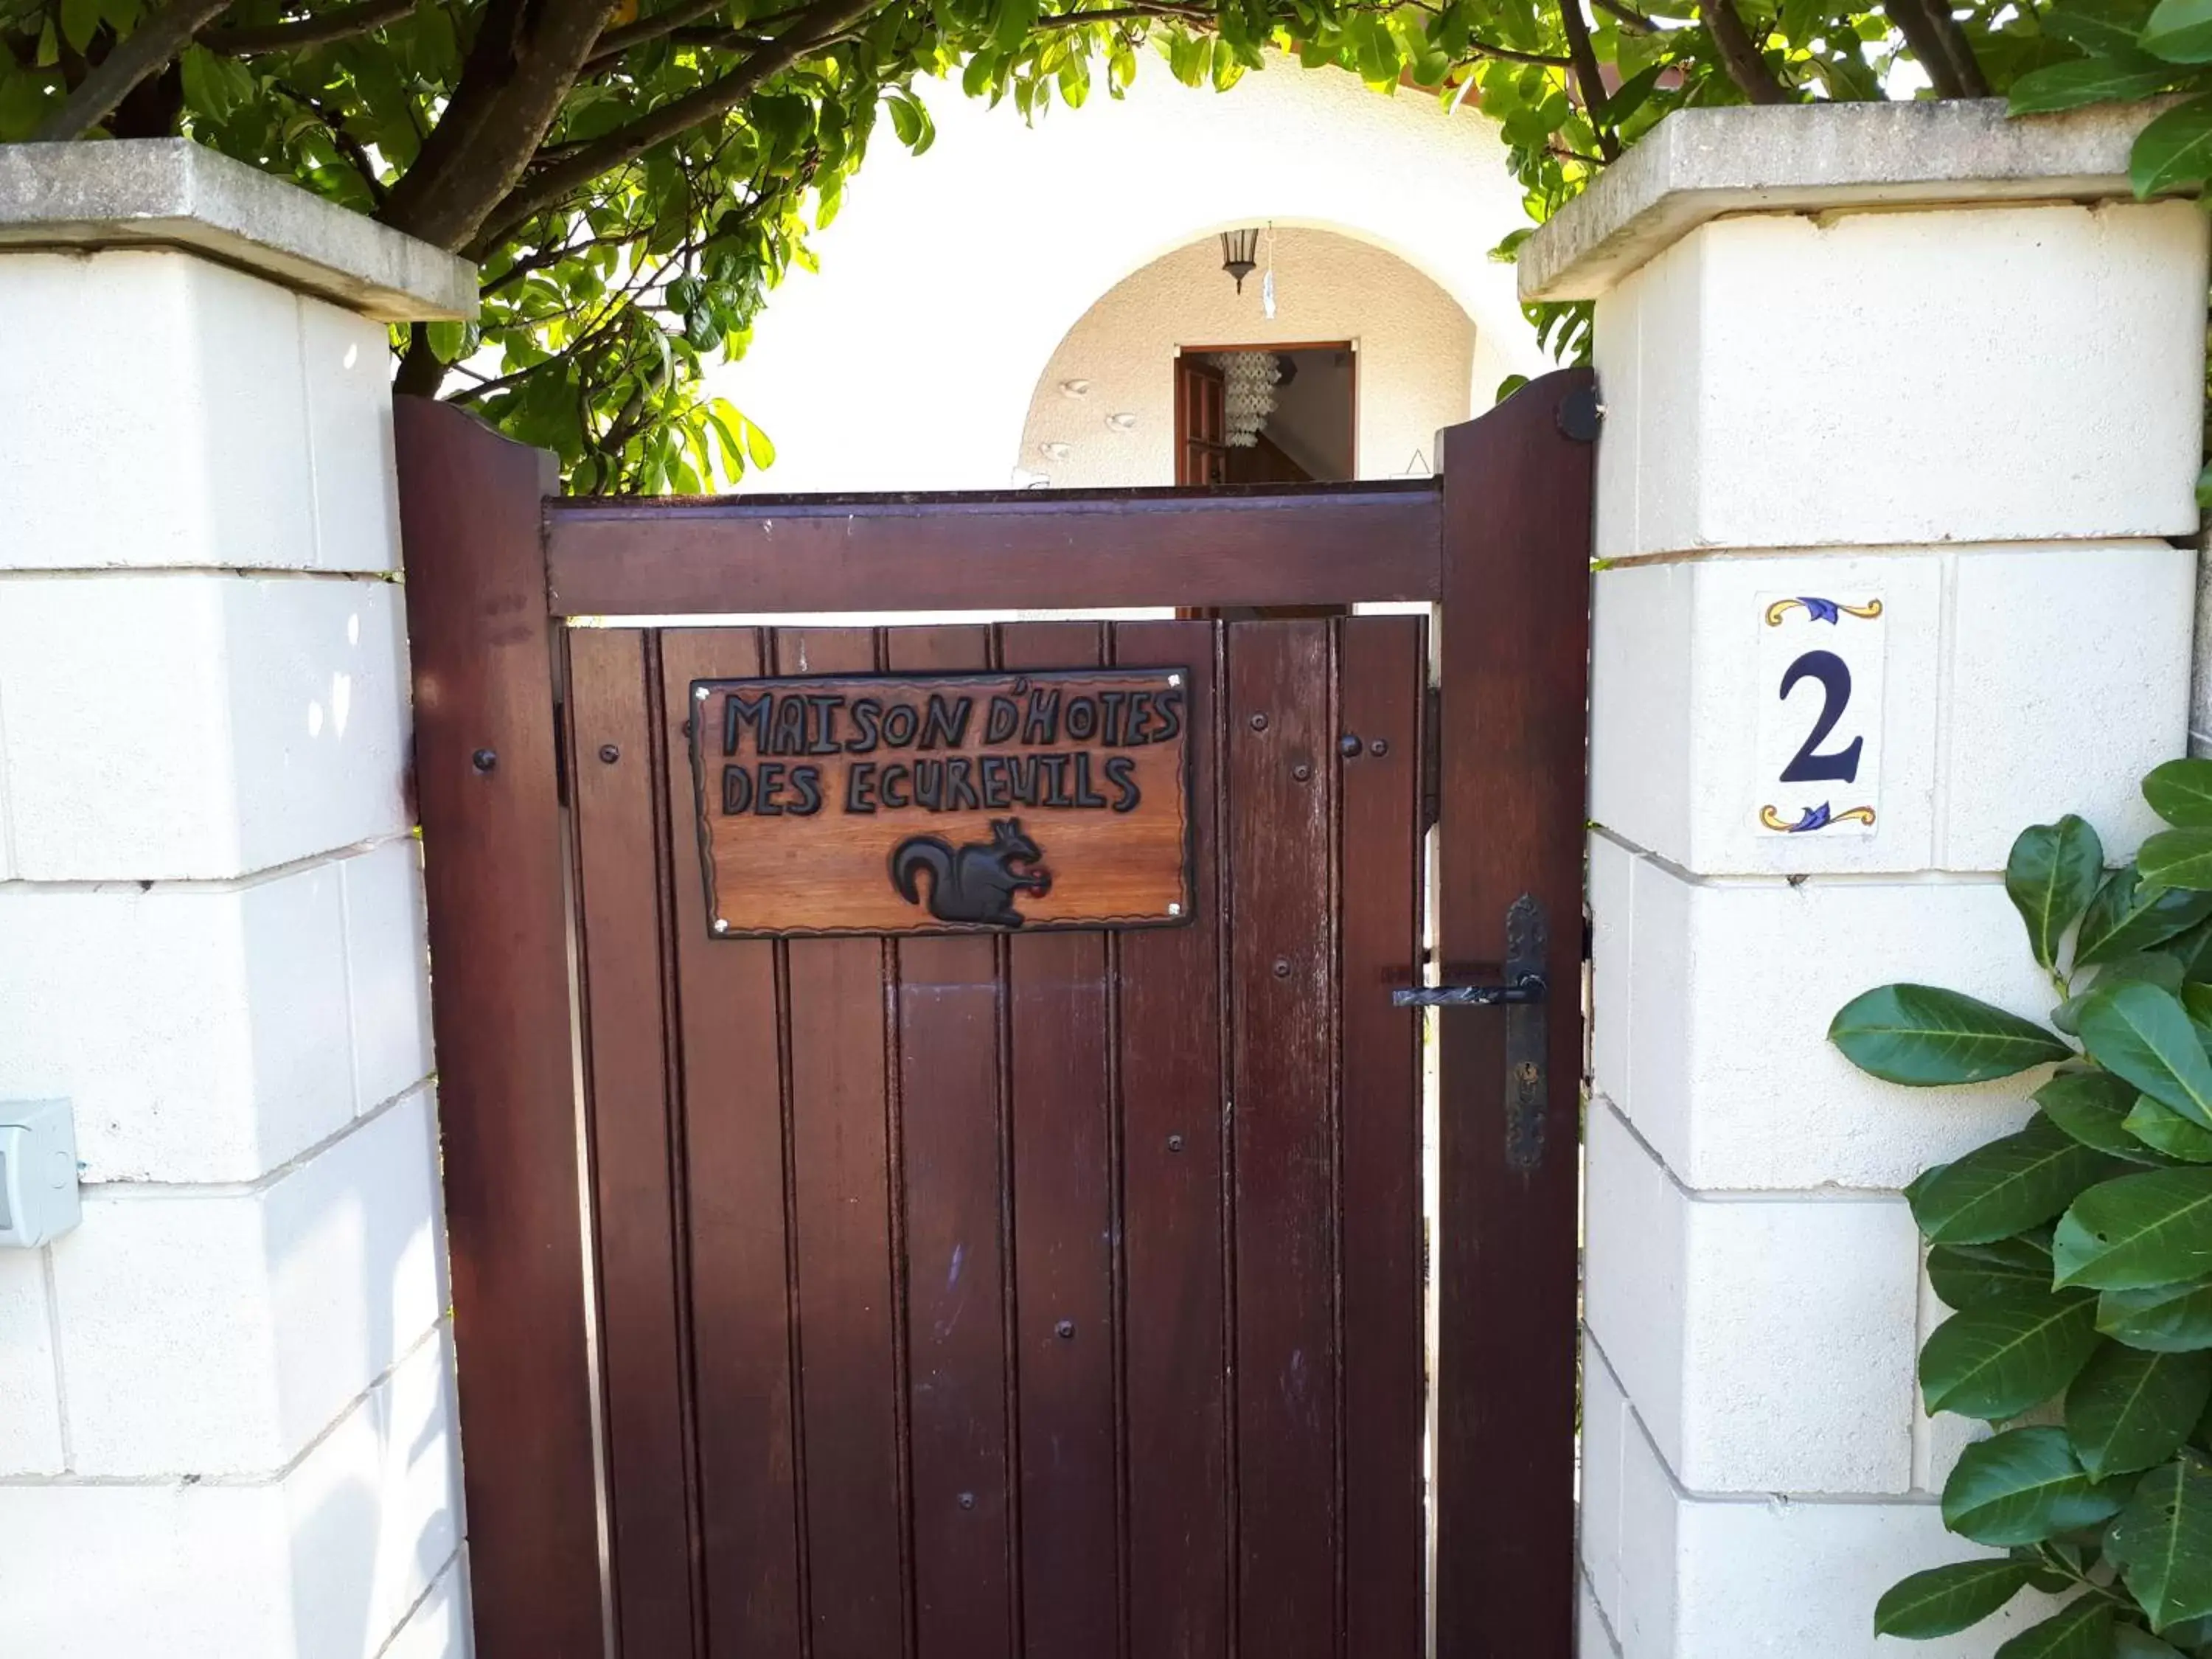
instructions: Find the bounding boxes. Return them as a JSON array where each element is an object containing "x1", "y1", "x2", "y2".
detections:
[{"x1": 0, "y1": 1099, "x2": 80, "y2": 1248}]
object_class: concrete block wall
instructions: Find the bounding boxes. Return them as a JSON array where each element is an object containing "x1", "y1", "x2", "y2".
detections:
[
  {"x1": 1522, "y1": 103, "x2": 2210, "y2": 1659},
  {"x1": 0, "y1": 146, "x2": 475, "y2": 1658}
]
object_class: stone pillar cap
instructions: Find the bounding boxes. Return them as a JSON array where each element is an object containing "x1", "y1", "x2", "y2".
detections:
[
  {"x1": 0, "y1": 138, "x2": 474, "y2": 321},
  {"x1": 1519, "y1": 97, "x2": 2185, "y2": 302}
]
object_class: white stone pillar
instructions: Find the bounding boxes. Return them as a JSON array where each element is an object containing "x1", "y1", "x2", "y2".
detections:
[
  {"x1": 0, "y1": 142, "x2": 479, "y2": 1658},
  {"x1": 1522, "y1": 102, "x2": 2208, "y2": 1658}
]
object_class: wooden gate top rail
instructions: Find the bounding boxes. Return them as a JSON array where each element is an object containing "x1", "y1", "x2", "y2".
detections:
[{"x1": 543, "y1": 479, "x2": 1443, "y2": 617}]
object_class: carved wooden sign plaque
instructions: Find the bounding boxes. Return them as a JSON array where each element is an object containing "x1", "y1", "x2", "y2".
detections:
[{"x1": 689, "y1": 668, "x2": 1196, "y2": 938}]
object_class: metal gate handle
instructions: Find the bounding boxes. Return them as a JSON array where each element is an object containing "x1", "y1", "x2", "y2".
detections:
[
  {"x1": 1390, "y1": 894, "x2": 1551, "y2": 1173},
  {"x1": 1391, "y1": 973, "x2": 1545, "y2": 1008}
]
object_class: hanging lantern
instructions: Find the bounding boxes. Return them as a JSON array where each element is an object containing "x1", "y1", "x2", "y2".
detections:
[
  {"x1": 1219, "y1": 229, "x2": 1260, "y2": 294},
  {"x1": 1211, "y1": 351, "x2": 1279, "y2": 448}
]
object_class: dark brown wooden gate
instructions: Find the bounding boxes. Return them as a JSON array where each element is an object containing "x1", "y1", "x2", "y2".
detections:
[{"x1": 394, "y1": 369, "x2": 1594, "y2": 1659}]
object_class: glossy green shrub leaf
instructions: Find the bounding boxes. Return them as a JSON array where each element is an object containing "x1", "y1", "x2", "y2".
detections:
[
  {"x1": 2129, "y1": 1096, "x2": 2212, "y2": 1163},
  {"x1": 2101, "y1": 1281, "x2": 2212, "y2": 1352},
  {"x1": 1872, "y1": 1558, "x2": 2037, "y2": 1637},
  {"x1": 2149, "y1": 761, "x2": 2212, "y2": 830},
  {"x1": 2056, "y1": 953, "x2": 2187, "y2": 1037},
  {"x1": 2109, "y1": 1453, "x2": 2212, "y2": 1630},
  {"x1": 1922, "y1": 1294, "x2": 2102, "y2": 1419},
  {"x1": 1911, "y1": 1119, "x2": 2127, "y2": 1245},
  {"x1": 2077, "y1": 983, "x2": 2212, "y2": 1128},
  {"x1": 2144, "y1": 830, "x2": 2212, "y2": 894},
  {"x1": 1830, "y1": 984, "x2": 2072, "y2": 1086},
  {"x1": 2145, "y1": 0, "x2": 2212, "y2": 60},
  {"x1": 2008, "y1": 54, "x2": 2181, "y2": 111},
  {"x1": 2134, "y1": 95, "x2": 2212, "y2": 194},
  {"x1": 2113, "y1": 1626, "x2": 2188, "y2": 1658},
  {"x1": 1943, "y1": 1427, "x2": 2124, "y2": 1545},
  {"x1": 2056, "y1": 1169, "x2": 2212, "y2": 1290},
  {"x1": 1930, "y1": 1238, "x2": 2057, "y2": 1309},
  {"x1": 2046, "y1": 0, "x2": 2160, "y2": 55},
  {"x1": 2076, "y1": 869, "x2": 2212, "y2": 967},
  {"x1": 1992, "y1": 1597, "x2": 2114, "y2": 1658},
  {"x1": 1994, "y1": 1596, "x2": 2115, "y2": 1658},
  {"x1": 2008, "y1": 817, "x2": 2108, "y2": 968},
  {"x1": 2039, "y1": 1068, "x2": 2168, "y2": 1162},
  {"x1": 2067, "y1": 1344, "x2": 2212, "y2": 1478}
]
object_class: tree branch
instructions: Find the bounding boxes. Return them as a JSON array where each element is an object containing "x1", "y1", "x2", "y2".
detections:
[
  {"x1": 375, "y1": 0, "x2": 624, "y2": 251},
  {"x1": 581, "y1": 0, "x2": 737, "y2": 67},
  {"x1": 467, "y1": 0, "x2": 872, "y2": 257},
  {"x1": 1883, "y1": 0, "x2": 1966, "y2": 95},
  {"x1": 1920, "y1": 0, "x2": 1989, "y2": 95},
  {"x1": 1555, "y1": 0, "x2": 1619, "y2": 159},
  {"x1": 1590, "y1": 0, "x2": 1658, "y2": 32},
  {"x1": 479, "y1": 223, "x2": 644, "y2": 294},
  {"x1": 1699, "y1": 0, "x2": 1788, "y2": 102},
  {"x1": 200, "y1": 0, "x2": 413, "y2": 55},
  {"x1": 275, "y1": 77, "x2": 391, "y2": 203},
  {"x1": 32, "y1": 0, "x2": 241, "y2": 138}
]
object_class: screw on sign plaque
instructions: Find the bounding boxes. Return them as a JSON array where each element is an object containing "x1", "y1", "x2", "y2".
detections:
[{"x1": 688, "y1": 667, "x2": 1197, "y2": 939}]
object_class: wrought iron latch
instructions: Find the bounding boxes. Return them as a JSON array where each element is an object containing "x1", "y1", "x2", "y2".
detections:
[
  {"x1": 1391, "y1": 894, "x2": 1551, "y2": 1173},
  {"x1": 1391, "y1": 974, "x2": 1544, "y2": 1008},
  {"x1": 1391, "y1": 894, "x2": 1548, "y2": 1009}
]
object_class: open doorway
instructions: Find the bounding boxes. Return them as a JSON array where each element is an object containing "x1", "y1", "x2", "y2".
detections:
[{"x1": 1175, "y1": 342, "x2": 1357, "y2": 485}]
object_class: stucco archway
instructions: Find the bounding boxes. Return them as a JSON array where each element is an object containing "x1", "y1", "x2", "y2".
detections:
[{"x1": 706, "y1": 55, "x2": 1545, "y2": 493}]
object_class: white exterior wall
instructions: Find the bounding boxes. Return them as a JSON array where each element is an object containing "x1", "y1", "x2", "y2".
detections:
[
  {"x1": 709, "y1": 55, "x2": 1543, "y2": 491},
  {"x1": 1017, "y1": 227, "x2": 1475, "y2": 485},
  {"x1": 0, "y1": 157, "x2": 470, "y2": 1658},
  {"x1": 1543, "y1": 155, "x2": 2207, "y2": 1656}
]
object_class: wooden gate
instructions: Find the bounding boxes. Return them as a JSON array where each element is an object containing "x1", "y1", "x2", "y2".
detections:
[{"x1": 394, "y1": 369, "x2": 1594, "y2": 1659}]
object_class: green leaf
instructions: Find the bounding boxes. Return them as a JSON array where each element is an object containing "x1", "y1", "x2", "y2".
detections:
[
  {"x1": 1872, "y1": 1558, "x2": 2037, "y2": 1638},
  {"x1": 2040, "y1": 1068, "x2": 2168, "y2": 1163},
  {"x1": 2009, "y1": 817, "x2": 2109, "y2": 969},
  {"x1": 2077, "y1": 867, "x2": 2212, "y2": 966},
  {"x1": 2056, "y1": 1168, "x2": 2212, "y2": 1289},
  {"x1": 2149, "y1": 761, "x2": 2212, "y2": 830},
  {"x1": 2134, "y1": 94, "x2": 2212, "y2": 195},
  {"x1": 1944, "y1": 1426, "x2": 2126, "y2": 1544},
  {"x1": 2067, "y1": 1344, "x2": 2212, "y2": 1478},
  {"x1": 2077, "y1": 982, "x2": 2212, "y2": 1128},
  {"x1": 1829, "y1": 984, "x2": 2072, "y2": 1086},
  {"x1": 2102, "y1": 1280, "x2": 2212, "y2": 1352},
  {"x1": 2144, "y1": 830, "x2": 2212, "y2": 893},
  {"x1": 2046, "y1": 0, "x2": 2158, "y2": 55},
  {"x1": 58, "y1": 0, "x2": 97, "y2": 55},
  {"x1": 1923, "y1": 1294, "x2": 2104, "y2": 1420},
  {"x1": 1931, "y1": 1237, "x2": 2059, "y2": 1309},
  {"x1": 2114, "y1": 1626, "x2": 2188, "y2": 1658},
  {"x1": 2008, "y1": 54, "x2": 2181, "y2": 113},
  {"x1": 2129, "y1": 1095, "x2": 2212, "y2": 1162},
  {"x1": 2146, "y1": 0, "x2": 2212, "y2": 58},
  {"x1": 1992, "y1": 1596, "x2": 2114, "y2": 1658},
  {"x1": 1912, "y1": 1118, "x2": 2128, "y2": 1245},
  {"x1": 2109, "y1": 1453, "x2": 2212, "y2": 1629}
]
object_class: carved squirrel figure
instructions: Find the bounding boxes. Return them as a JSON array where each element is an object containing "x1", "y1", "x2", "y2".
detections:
[{"x1": 888, "y1": 818, "x2": 1051, "y2": 927}]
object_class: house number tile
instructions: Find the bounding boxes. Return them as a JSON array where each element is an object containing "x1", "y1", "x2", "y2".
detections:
[{"x1": 1752, "y1": 592, "x2": 1885, "y2": 838}]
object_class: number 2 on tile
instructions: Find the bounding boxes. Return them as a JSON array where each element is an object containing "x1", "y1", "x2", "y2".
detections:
[{"x1": 1778, "y1": 650, "x2": 1864, "y2": 784}]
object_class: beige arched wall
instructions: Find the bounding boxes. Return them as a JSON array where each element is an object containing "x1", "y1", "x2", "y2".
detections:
[
  {"x1": 704, "y1": 54, "x2": 1544, "y2": 492},
  {"x1": 1018, "y1": 229, "x2": 1475, "y2": 487}
]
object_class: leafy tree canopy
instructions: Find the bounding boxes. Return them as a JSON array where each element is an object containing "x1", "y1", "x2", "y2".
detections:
[{"x1": 1, "y1": 0, "x2": 2194, "y2": 490}]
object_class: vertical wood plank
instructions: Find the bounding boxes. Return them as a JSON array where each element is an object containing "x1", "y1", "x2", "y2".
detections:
[
  {"x1": 1112, "y1": 619, "x2": 1230, "y2": 1659},
  {"x1": 1336, "y1": 616, "x2": 1427, "y2": 1659},
  {"x1": 569, "y1": 626, "x2": 697, "y2": 1657},
  {"x1": 775, "y1": 626, "x2": 910, "y2": 1659},
  {"x1": 1433, "y1": 370, "x2": 1595, "y2": 1659},
  {"x1": 658, "y1": 627, "x2": 804, "y2": 1659},
  {"x1": 1225, "y1": 619, "x2": 1338, "y2": 1659},
  {"x1": 998, "y1": 622, "x2": 1118, "y2": 1659},
  {"x1": 888, "y1": 625, "x2": 1018, "y2": 1659},
  {"x1": 392, "y1": 399, "x2": 602, "y2": 1659}
]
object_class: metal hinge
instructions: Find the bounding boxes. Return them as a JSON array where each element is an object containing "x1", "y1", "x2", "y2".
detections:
[{"x1": 1421, "y1": 684, "x2": 1441, "y2": 832}]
